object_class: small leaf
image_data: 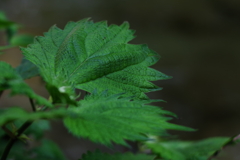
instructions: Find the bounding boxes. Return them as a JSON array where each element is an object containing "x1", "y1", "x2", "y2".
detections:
[
  {"x1": 15, "y1": 58, "x2": 39, "y2": 79},
  {"x1": 0, "y1": 11, "x2": 15, "y2": 29},
  {"x1": 31, "y1": 139, "x2": 67, "y2": 160},
  {"x1": 0, "y1": 11, "x2": 19, "y2": 42},
  {"x1": 0, "y1": 61, "x2": 51, "y2": 107},
  {"x1": 0, "y1": 107, "x2": 67, "y2": 126},
  {"x1": 10, "y1": 34, "x2": 34, "y2": 47},
  {"x1": 146, "y1": 137, "x2": 231, "y2": 160},
  {"x1": 80, "y1": 150, "x2": 155, "y2": 160},
  {"x1": 64, "y1": 92, "x2": 193, "y2": 146},
  {"x1": 46, "y1": 84, "x2": 77, "y2": 105}
]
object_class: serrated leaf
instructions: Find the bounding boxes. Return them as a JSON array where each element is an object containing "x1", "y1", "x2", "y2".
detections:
[
  {"x1": 0, "y1": 107, "x2": 67, "y2": 126},
  {"x1": 63, "y1": 92, "x2": 193, "y2": 146},
  {"x1": 80, "y1": 150, "x2": 155, "y2": 160},
  {"x1": 146, "y1": 137, "x2": 231, "y2": 160},
  {"x1": 15, "y1": 58, "x2": 39, "y2": 79},
  {"x1": 21, "y1": 19, "x2": 170, "y2": 100},
  {"x1": 0, "y1": 61, "x2": 52, "y2": 107}
]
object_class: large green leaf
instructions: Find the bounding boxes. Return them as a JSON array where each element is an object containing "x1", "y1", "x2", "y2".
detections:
[
  {"x1": 146, "y1": 137, "x2": 231, "y2": 160},
  {"x1": 21, "y1": 19, "x2": 170, "y2": 100},
  {"x1": 80, "y1": 150, "x2": 155, "y2": 160},
  {"x1": 0, "y1": 61, "x2": 52, "y2": 107},
  {"x1": 63, "y1": 91, "x2": 193, "y2": 146}
]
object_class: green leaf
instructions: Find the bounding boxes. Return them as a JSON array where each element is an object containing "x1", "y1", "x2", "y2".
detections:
[
  {"x1": 31, "y1": 139, "x2": 67, "y2": 160},
  {"x1": 80, "y1": 150, "x2": 155, "y2": 160},
  {"x1": 0, "y1": 61, "x2": 51, "y2": 107},
  {"x1": 10, "y1": 34, "x2": 34, "y2": 47},
  {"x1": 0, "y1": 138, "x2": 67, "y2": 160},
  {"x1": 21, "y1": 19, "x2": 170, "y2": 100},
  {"x1": 0, "y1": 11, "x2": 15, "y2": 29},
  {"x1": 0, "y1": 107, "x2": 67, "y2": 126},
  {"x1": 146, "y1": 137, "x2": 231, "y2": 160},
  {"x1": 46, "y1": 83, "x2": 77, "y2": 105},
  {"x1": 0, "y1": 11, "x2": 19, "y2": 43},
  {"x1": 63, "y1": 91, "x2": 193, "y2": 146},
  {"x1": 15, "y1": 58, "x2": 39, "y2": 79}
]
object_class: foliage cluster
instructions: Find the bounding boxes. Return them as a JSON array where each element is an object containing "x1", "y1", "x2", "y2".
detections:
[{"x1": 0, "y1": 11, "x2": 239, "y2": 160}]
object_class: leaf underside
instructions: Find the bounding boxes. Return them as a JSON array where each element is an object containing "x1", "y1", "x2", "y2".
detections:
[
  {"x1": 15, "y1": 58, "x2": 39, "y2": 79},
  {"x1": 63, "y1": 91, "x2": 193, "y2": 146},
  {"x1": 80, "y1": 150, "x2": 155, "y2": 160},
  {"x1": 21, "y1": 18, "x2": 170, "y2": 100}
]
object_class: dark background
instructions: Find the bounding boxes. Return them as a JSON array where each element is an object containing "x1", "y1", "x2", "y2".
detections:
[{"x1": 0, "y1": 0, "x2": 240, "y2": 159}]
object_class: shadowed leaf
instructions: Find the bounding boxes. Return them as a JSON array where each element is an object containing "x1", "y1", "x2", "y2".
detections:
[{"x1": 64, "y1": 91, "x2": 193, "y2": 146}]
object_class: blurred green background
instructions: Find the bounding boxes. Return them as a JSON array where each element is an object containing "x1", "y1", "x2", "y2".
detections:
[{"x1": 0, "y1": 0, "x2": 240, "y2": 159}]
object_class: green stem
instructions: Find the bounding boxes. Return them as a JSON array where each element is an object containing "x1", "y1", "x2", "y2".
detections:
[
  {"x1": 0, "y1": 98, "x2": 36, "y2": 160},
  {"x1": 0, "y1": 45, "x2": 15, "y2": 51}
]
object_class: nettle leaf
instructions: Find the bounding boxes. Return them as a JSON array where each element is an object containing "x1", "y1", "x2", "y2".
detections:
[
  {"x1": 80, "y1": 150, "x2": 155, "y2": 160},
  {"x1": 15, "y1": 58, "x2": 39, "y2": 79},
  {"x1": 146, "y1": 137, "x2": 231, "y2": 160},
  {"x1": 0, "y1": 61, "x2": 52, "y2": 107},
  {"x1": 21, "y1": 19, "x2": 170, "y2": 100},
  {"x1": 0, "y1": 107, "x2": 67, "y2": 126},
  {"x1": 63, "y1": 91, "x2": 193, "y2": 146}
]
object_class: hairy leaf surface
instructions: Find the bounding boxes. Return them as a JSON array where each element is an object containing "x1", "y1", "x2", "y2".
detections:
[
  {"x1": 80, "y1": 150, "x2": 155, "y2": 160},
  {"x1": 0, "y1": 61, "x2": 51, "y2": 107},
  {"x1": 21, "y1": 19, "x2": 170, "y2": 99},
  {"x1": 146, "y1": 137, "x2": 231, "y2": 160},
  {"x1": 63, "y1": 91, "x2": 193, "y2": 146}
]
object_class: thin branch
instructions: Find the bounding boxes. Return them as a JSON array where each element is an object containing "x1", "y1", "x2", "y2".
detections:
[
  {"x1": 1, "y1": 98, "x2": 37, "y2": 160},
  {"x1": 0, "y1": 90, "x2": 3, "y2": 99},
  {"x1": 1, "y1": 125, "x2": 15, "y2": 139},
  {"x1": 0, "y1": 121, "x2": 33, "y2": 160},
  {"x1": 29, "y1": 98, "x2": 36, "y2": 112}
]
